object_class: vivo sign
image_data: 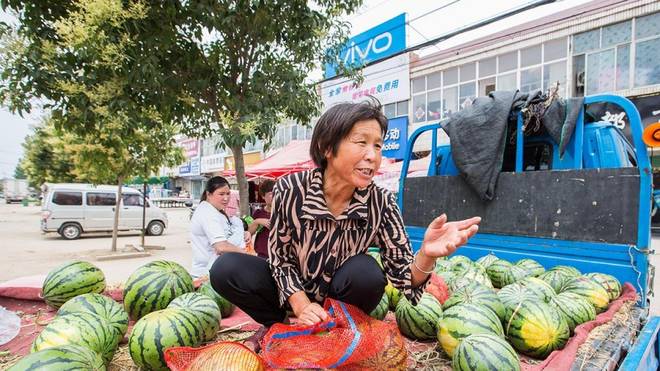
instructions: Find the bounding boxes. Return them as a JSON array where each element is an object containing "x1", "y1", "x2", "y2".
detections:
[{"x1": 325, "y1": 13, "x2": 406, "y2": 79}]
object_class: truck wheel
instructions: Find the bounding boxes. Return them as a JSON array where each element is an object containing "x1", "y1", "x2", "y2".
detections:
[
  {"x1": 60, "y1": 223, "x2": 82, "y2": 240},
  {"x1": 147, "y1": 221, "x2": 165, "y2": 236}
]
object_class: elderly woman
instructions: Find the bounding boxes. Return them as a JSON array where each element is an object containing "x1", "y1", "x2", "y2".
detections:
[{"x1": 210, "y1": 100, "x2": 480, "y2": 340}]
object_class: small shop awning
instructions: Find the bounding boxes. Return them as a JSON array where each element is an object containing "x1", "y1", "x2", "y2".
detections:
[{"x1": 224, "y1": 140, "x2": 316, "y2": 180}]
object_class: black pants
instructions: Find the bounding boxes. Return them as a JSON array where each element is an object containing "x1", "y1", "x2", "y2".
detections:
[{"x1": 210, "y1": 252, "x2": 387, "y2": 326}]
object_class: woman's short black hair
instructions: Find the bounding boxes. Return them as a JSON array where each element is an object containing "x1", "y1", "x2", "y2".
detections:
[
  {"x1": 201, "y1": 176, "x2": 230, "y2": 201},
  {"x1": 258, "y1": 179, "x2": 275, "y2": 197},
  {"x1": 310, "y1": 98, "x2": 388, "y2": 170}
]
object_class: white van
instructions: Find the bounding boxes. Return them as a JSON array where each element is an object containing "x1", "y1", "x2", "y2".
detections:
[{"x1": 41, "y1": 183, "x2": 168, "y2": 240}]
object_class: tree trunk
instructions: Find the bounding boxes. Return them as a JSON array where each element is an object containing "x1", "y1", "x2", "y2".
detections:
[
  {"x1": 230, "y1": 144, "x2": 250, "y2": 217},
  {"x1": 111, "y1": 176, "x2": 124, "y2": 252}
]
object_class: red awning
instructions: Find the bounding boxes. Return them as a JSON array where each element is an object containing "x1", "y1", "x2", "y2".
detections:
[{"x1": 224, "y1": 140, "x2": 316, "y2": 180}]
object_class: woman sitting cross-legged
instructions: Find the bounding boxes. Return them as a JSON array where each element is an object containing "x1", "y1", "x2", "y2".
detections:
[{"x1": 210, "y1": 99, "x2": 480, "y2": 350}]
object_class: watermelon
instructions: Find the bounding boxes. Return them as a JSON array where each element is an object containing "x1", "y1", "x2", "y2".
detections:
[
  {"x1": 449, "y1": 268, "x2": 492, "y2": 291},
  {"x1": 58, "y1": 293, "x2": 128, "y2": 343},
  {"x1": 395, "y1": 293, "x2": 443, "y2": 340},
  {"x1": 504, "y1": 300, "x2": 569, "y2": 359},
  {"x1": 129, "y1": 308, "x2": 203, "y2": 371},
  {"x1": 516, "y1": 258, "x2": 545, "y2": 277},
  {"x1": 443, "y1": 283, "x2": 505, "y2": 322},
  {"x1": 168, "y1": 292, "x2": 221, "y2": 342},
  {"x1": 437, "y1": 303, "x2": 504, "y2": 357},
  {"x1": 123, "y1": 260, "x2": 194, "y2": 320},
  {"x1": 369, "y1": 293, "x2": 389, "y2": 320},
  {"x1": 550, "y1": 265, "x2": 581, "y2": 277},
  {"x1": 475, "y1": 254, "x2": 499, "y2": 269},
  {"x1": 8, "y1": 344, "x2": 106, "y2": 371},
  {"x1": 560, "y1": 276, "x2": 610, "y2": 313},
  {"x1": 501, "y1": 265, "x2": 530, "y2": 287},
  {"x1": 585, "y1": 273, "x2": 622, "y2": 301},
  {"x1": 435, "y1": 270, "x2": 456, "y2": 286},
  {"x1": 385, "y1": 282, "x2": 402, "y2": 310},
  {"x1": 449, "y1": 255, "x2": 472, "y2": 265},
  {"x1": 42, "y1": 261, "x2": 106, "y2": 308},
  {"x1": 498, "y1": 283, "x2": 535, "y2": 312},
  {"x1": 32, "y1": 312, "x2": 118, "y2": 364},
  {"x1": 197, "y1": 281, "x2": 236, "y2": 318},
  {"x1": 538, "y1": 270, "x2": 571, "y2": 293},
  {"x1": 486, "y1": 259, "x2": 514, "y2": 288},
  {"x1": 518, "y1": 277, "x2": 556, "y2": 303},
  {"x1": 549, "y1": 292, "x2": 596, "y2": 333},
  {"x1": 452, "y1": 334, "x2": 521, "y2": 371},
  {"x1": 434, "y1": 258, "x2": 453, "y2": 274}
]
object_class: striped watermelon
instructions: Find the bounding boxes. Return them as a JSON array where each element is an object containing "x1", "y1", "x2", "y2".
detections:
[
  {"x1": 123, "y1": 260, "x2": 194, "y2": 320},
  {"x1": 452, "y1": 334, "x2": 521, "y2": 371},
  {"x1": 516, "y1": 258, "x2": 545, "y2": 277},
  {"x1": 435, "y1": 270, "x2": 456, "y2": 287},
  {"x1": 498, "y1": 283, "x2": 536, "y2": 312},
  {"x1": 486, "y1": 259, "x2": 514, "y2": 288},
  {"x1": 32, "y1": 312, "x2": 118, "y2": 364},
  {"x1": 549, "y1": 292, "x2": 596, "y2": 333},
  {"x1": 197, "y1": 281, "x2": 236, "y2": 318},
  {"x1": 369, "y1": 293, "x2": 389, "y2": 320},
  {"x1": 501, "y1": 265, "x2": 530, "y2": 287},
  {"x1": 518, "y1": 277, "x2": 556, "y2": 303},
  {"x1": 437, "y1": 303, "x2": 504, "y2": 357},
  {"x1": 42, "y1": 261, "x2": 106, "y2": 308},
  {"x1": 58, "y1": 293, "x2": 128, "y2": 343},
  {"x1": 443, "y1": 282, "x2": 505, "y2": 322},
  {"x1": 168, "y1": 292, "x2": 221, "y2": 342},
  {"x1": 449, "y1": 255, "x2": 472, "y2": 265},
  {"x1": 129, "y1": 308, "x2": 203, "y2": 371},
  {"x1": 449, "y1": 268, "x2": 492, "y2": 291},
  {"x1": 560, "y1": 276, "x2": 610, "y2": 313},
  {"x1": 385, "y1": 282, "x2": 402, "y2": 310},
  {"x1": 475, "y1": 254, "x2": 499, "y2": 269},
  {"x1": 504, "y1": 300, "x2": 569, "y2": 359},
  {"x1": 394, "y1": 293, "x2": 443, "y2": 340},
  {"x1": 434, "y1": 258, "x2": 453, "y2": 274},
  {"x1": 550, "y1": 265, "x2": 581, "y2": 277},
  {"x1": 585, "y1": 273, "x2": 622, "y2": 301},
  {"x1": 8, "y1": 344, "x2": 106, "y2": 371},
  {"x1": 538, "y1": 270, "x2": 571, "y2": 293}
]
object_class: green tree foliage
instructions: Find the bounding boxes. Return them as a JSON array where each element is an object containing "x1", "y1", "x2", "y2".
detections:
[
  {"x1": 1, "y1": 0, "x2": 363, "y2": 216},
  {"x1": 13, "y1": 160, "x2": 26, "y2": 179}
]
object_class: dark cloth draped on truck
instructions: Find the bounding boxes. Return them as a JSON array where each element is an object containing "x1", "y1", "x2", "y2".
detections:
[
  {"x1": 444, "y1": 90, "x2": 523, "y2": 201},
  {"x1": 444, "y1": 90, "x2": 583, "y2": 201}
]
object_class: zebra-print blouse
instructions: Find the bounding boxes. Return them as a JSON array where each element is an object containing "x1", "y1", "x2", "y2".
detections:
[{"x1": 267, "y1": 168, "x2": 430, "y2": 307}]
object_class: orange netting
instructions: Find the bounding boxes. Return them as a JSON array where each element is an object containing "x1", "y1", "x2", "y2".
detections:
[
  {"x1": 260, "y1": 298, "x2": 407, "y2": 370},
  {"x1": 164, "y1": 341, "x2": 267, "y2": 371}
]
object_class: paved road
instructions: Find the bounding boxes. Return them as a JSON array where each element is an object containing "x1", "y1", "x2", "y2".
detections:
[{"x1": 0, "y1": 202, "x2": 658, "y2": 315}]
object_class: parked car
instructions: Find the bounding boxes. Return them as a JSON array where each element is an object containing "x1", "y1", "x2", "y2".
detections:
[{"x1": 41, "y1": 183, "x2": 168, "y2": 240}]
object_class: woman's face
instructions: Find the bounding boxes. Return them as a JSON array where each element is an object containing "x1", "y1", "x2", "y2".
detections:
[
  {"x1": 326, "y1": 119, "x2": 383, "y2": 189},
  {"x1": 206, "y1": 185, "x2": 231, "y2": 211},
  {"x1": 263, "y1": 190, "x2": 274, "y2": 207}
]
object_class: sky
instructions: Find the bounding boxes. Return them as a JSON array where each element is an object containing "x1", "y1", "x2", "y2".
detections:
[{"x1": 0, "y1": 0, "x2": 593, "y2": 179}]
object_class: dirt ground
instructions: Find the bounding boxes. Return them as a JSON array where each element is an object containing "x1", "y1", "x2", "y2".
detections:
[{"x1": 0, "y1": 202, "x2": 659, "y2": 315}]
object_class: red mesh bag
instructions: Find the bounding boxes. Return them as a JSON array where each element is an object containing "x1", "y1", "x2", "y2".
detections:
[
  {"x1": 164, "y1": 341, "x2": 267, "y2": 371},
  {"x1": 260, "y1": 298, "x2": 407, "y2": 370}
]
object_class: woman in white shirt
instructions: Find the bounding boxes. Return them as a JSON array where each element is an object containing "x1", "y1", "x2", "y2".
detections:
[{"x1": 190, "y1": 176, "x2": 250, "y2": 278}]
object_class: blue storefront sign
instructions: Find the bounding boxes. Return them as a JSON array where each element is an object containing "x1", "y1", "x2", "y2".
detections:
[
  {"x1": 190, "y1": 157, "x2": 201, "y2": 176},
  {"x1": 179, "y1": 161, "x2": 191, "y2": 175},
  {"x1": 382, "y1": 116, "x2": 408, "y2": 160},
  {"x1": 325, "y1": 13, "x2": 406, "y2": 79}
]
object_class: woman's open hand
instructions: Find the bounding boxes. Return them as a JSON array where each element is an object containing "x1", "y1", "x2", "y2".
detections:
[{"x1": 421, "y1": 214, "x2": 481, "y2": 258}]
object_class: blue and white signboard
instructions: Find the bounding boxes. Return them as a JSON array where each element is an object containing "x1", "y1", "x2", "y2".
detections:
[
  {"x1": 382, "y1": 116, "x2": 408, "y2": 160},
  {"x1": 325, "y1": 13, "x2": 406, "y2": 79},
  {"x1": 190, "y1": 157, "x2": 201, "y2": 176},
  {"x1": 179, "y1": 161, "x2": 191, "y2": 175}
]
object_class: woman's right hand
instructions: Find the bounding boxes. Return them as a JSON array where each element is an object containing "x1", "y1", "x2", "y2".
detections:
[
  {"x1": 255, "y1": 218, "x2": 270, "y2": 229},
  {"x1": 297, "y1": 302, "x2": 329, "y2": 326}
]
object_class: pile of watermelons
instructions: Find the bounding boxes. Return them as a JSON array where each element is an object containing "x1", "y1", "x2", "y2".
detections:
[
  {"x1": 8, "y1": 260, "x2": 235, "y2": 371},
  {"x1": 367, "y1": 251, "x2": 623, "y2": 370}
]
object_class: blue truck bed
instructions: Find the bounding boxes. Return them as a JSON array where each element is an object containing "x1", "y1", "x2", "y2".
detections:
[{"x1": 397, "y1": 94, "x2": 659, "y2": 369}]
